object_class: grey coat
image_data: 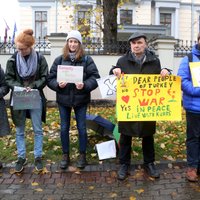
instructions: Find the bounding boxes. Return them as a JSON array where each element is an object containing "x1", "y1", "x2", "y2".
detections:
[{"x1": 0, "y1": 65, "x2": 10, "y2": 136}]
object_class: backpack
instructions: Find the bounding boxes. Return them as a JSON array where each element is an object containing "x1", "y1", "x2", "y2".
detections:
[
  {"x1": 187, "y1": 53, "x2": 193, "y2": 62},
  {"x1": 187, "y1": 53, "x2": 200, "y2": 62}
]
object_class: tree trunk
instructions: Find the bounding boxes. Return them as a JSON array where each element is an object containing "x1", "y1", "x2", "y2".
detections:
[{"x1": 102, "y1": 0, "x2": 119, "y2": 53}]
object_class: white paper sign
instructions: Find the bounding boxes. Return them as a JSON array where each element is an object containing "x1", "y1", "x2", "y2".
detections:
[
  {"x1": 192, "y1": 67, "x2": 200, "y2": 87},
  {"x1": 97, "y1": 75, "x2": 117, "y2": 99},
  {"x1": 57, "y1": 65, "x2": 83, "y2": 83},
  {"x1": 96, "y1": 140, "x2": 116, "y2": 160}
]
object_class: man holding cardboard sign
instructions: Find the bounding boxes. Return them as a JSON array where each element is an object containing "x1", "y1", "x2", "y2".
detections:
[{"x1": 110, "y1": 32, "x2": 171, "y2": 180}]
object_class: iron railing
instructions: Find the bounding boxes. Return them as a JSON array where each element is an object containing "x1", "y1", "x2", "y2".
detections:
[
  {"x1": 174, "y1": 39, "x2": 197, "y2": 57},
  {"x1": 0, "y1": 36, "x2": 51, "y2": 55},
  {"x1": 0, "y1": 36, "x2": 196, "y2": 57}
]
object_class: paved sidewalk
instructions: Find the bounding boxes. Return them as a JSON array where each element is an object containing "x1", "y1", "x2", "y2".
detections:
[{"x1": 0, "y1": 161, "x2": 200, "y2": 200}]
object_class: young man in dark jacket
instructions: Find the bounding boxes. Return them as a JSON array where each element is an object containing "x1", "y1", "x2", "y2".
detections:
[{"x1": 111, "y1": 32, "x2": 170, "y2": 180}]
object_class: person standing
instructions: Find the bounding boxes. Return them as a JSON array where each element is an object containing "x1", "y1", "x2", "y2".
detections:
[
  {"x1": 110, "y1": 32, "x2": 170, "y2": 180},
  {"x1": 0, "y1": 65, "x2": 10, "y2": 169},
  {"x1": 178, "y1": 33, "x2": 200, "y2": 182},
  {"x1": 47, "y1": 30, "x2": 100, "y2": 169},
  {"x1": 5, "y1": 29, "x2": 48, "y2": 173}
]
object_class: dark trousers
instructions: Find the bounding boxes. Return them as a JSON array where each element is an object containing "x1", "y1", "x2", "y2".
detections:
[
  {"x1": 186, "y1": 111, "x2": 200, "y2": 168},
  {"x1": 58, "y1": 104, "x2": 88, "y2": 154},
  {"x1": 119, "y1": 133, "x2": 155, "y2": 165}
]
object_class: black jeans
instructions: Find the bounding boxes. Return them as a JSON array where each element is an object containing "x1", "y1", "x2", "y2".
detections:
[
  {"x1": 119, "y1": 133, "x2": 155, "y2": 165},
  {"x1": 186, "y1": 111, "x2": 200, "y2": 168}
]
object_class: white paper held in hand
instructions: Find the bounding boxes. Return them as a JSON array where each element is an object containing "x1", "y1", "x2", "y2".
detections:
[{"x1": 57, "y1": 65, "x2": 83, "y2": 83}]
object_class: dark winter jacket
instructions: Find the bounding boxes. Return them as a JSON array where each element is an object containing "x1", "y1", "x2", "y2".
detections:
[
  {"x1": 0, "y1": 65, "x2": 10, "y2": 136},
  {"x1": 110, "y1": 49, "x2": 161, "y2": 137},
  {"x1": 5, "y1": 52, "x2": 48, "y2": 126},
  {"x1": 47, "y1": 55, "x2": 100, "y2": 107},
  {"x1": 178, "y1": 44, "x2": 200, "y2": 113}
]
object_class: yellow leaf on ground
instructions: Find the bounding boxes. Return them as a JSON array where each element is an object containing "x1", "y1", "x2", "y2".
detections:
[
  {"x1": 56, "y1": 183, "x2": 63, "y2": 187},
  {"x1": 134, "y1": 189, "x2": 144, "y2": 194},
  {"x1": 34, "y1": 188, "x2": 43, "y2": 192},
  {"x1": 31, "y1": 182, "x2": 39, "y2": 186},
  {"x1": 88, "y1": 186, "x2": 95, "y2": 190},
  {"x1": 90, "y1": 153, "x2": 97, "y2": 158},
  {"x1": 160, "y1": 143, "x2": 165, "y2": 149},
  {"x1": 40, "y1": 167, "x2": 50, "y2": 174},
  {"x1": 110, "y1": 193, "x2": 118, "y2": 198},
  {"x1": 129, "y1": 196, "x2": 136, "y2": 200},
  {"x1": 74, "y1": 170, "x2": 81, "y2": 175},
  {"x1": 9, "y1": 168, "x2": 16, "y2": 174},
  {"x1": 68, "y1": 166, "x2": 77, "y2": 172}
]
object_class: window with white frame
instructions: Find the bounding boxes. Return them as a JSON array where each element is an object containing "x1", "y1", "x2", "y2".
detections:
[
  {"x1": 120, "y1": 9, "x2": 132, "y2": 24},
  {"x1": 35, "y1": 11, "x2": 47, "y2": 39}
]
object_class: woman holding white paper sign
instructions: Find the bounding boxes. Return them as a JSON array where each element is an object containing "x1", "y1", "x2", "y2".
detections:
[
  {"x1": 5, "y1": 29, "x2": 48, "y2": 173},
  {"x1": 47, "y1": 30, "x2": 100, "y2": 169}
]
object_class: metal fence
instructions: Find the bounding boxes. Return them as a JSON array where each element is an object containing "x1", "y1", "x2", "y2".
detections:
[
  {"x1": 174, "y1": 39, "x2": 197, "y2": 57},
  {"x1": 0, "y1": 36, "x2": 196, "y2": 57},
  {"x1": 0, "y1": 36, "x2": 51, "y2": 55}
]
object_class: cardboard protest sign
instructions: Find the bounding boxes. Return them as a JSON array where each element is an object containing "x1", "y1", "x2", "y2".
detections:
[
  {"x1": 96, "y1": 140, "x2": 116, "y2": 160},
  {"x1": 117, "y1": 74, "x2": 181, "y2": 121},
  {"x1": 57, "y1": 65, "x2": 83, "y2": 83},
  {"x1": 189, "y1": 62, "x2": 200, "y2": 87},
  {"x1": 97, "y1": 75, "x2": 117, "y2": 98},
  {"x1": 13, "y1": 90, "x2": 41, "y2": 110}
]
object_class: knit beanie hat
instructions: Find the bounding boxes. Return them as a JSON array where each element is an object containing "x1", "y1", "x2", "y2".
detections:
[{"x1": 66, "y1": 30, "x2": 82, "y2": 44}]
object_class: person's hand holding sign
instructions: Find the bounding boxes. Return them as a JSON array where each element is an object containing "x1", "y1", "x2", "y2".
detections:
[
  {"x1": 25, "y1": 87, "x2": 32, "y2": 92},
  {"x1": 113, "y1": 68, "x2": 121, "y2": 79},
  {"x1": 59, "y1": 81, "x2": 67, "y2": 88},
  {"x1": 76, "y1": 82, "x2": 84, "y2": 90}
]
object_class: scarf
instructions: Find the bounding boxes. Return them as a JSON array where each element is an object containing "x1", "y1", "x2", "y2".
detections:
[
  {"x1": 69, "y1": 52, "x2": 76, "y2": 62},
  {"x1": 132, "y1": 51, "x2": 146, "y2": 67},
  {"x1": 16, "y1": 49, "x2": 38, "y2": 79}
]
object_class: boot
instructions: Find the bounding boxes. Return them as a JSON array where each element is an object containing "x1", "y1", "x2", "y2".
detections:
[
  {"x1": 60, "y1": 154, "x2": 70, "y2": 169},
  {"x1": 143, "y1": 162, "x2": 160, "y2": 178},
  {"x1": 77, "y1": 153, "x2": 87, "y2": 169},
  {"x1": 117, "y1": 164, "x2": 130, "y2": 180}
]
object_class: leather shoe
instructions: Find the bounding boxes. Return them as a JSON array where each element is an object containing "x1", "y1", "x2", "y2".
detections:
[
  {"x1": 143, "y1": 163, "x2": 160, "y2": 178},
  {"x1": 117, "y1": 164, "x2": 129, "y2": 180},
  {"x1": 60, "y1": 154, "x2": 70, "y2": 169},
  {"x1": 77, "y1": 153, "x2": 88, "y2": 169}
]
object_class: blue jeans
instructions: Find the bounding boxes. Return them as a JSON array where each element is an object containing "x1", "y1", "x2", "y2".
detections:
[
  {"x1": 16, "y1": 100, "x2": 43, "y2": 159},
  {"x1": 58, "y1": 104, "x2": 88, "y2": 154},
  {"x1": 186, "y1": 111, "x2": 200, "y2": 168}
]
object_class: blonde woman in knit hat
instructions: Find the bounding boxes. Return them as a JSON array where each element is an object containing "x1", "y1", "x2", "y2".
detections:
[
  {"x1": 47, "y1": 30, "x2": 100, "y2": 169},
  {"x1": 5, "y1": 29, "x2": 48, "y2": 173}
]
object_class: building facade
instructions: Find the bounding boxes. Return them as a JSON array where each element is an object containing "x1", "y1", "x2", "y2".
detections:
[{"x1": 16, "y1": 0, "x2": 200, "y2": 42}]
